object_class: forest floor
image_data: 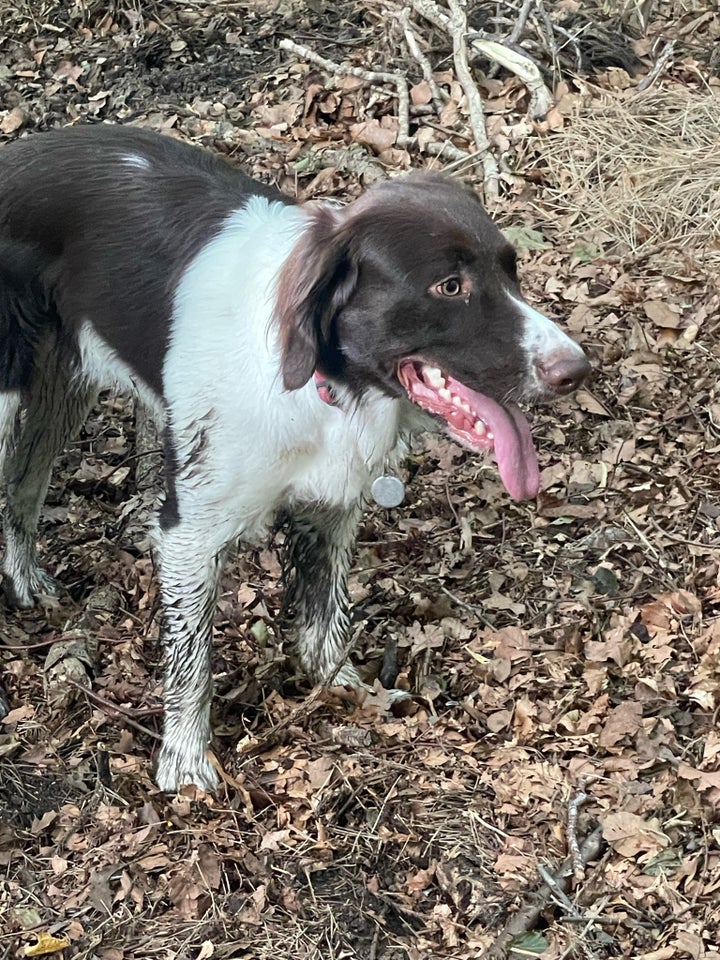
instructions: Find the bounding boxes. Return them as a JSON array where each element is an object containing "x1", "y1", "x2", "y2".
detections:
[{"x1": 1, "y1": 1, "x2": 720, "y2": 958}]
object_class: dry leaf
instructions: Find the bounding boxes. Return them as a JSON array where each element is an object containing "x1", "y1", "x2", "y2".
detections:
[
  {"x1": 598, "y1": 700, "x2": 642, "y2": 748},
  {"x1": 601, "y1": 812, "x2": 670, "y2": 858},
  {"x1": 644, "y1": 300, "x2": 681, "y2": 328},
  {"x1": 349, "y1": 119, "x2": 398, "y2": 153},
  {"x1": 25, "y1": 933, "x2": 71, "y2": 956},
  {"x1": 0, "y1": 106, "x2": 26, "y2": 133}
]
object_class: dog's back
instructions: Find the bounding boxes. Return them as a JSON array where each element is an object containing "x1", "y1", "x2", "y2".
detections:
[{"x1": 0, "y1": 125, "x2": 285, "y2": 398}]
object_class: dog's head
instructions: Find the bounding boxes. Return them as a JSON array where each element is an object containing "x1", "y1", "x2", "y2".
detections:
[{"x1": 276, "y1": 174, "x2": 589, "y2": 501}]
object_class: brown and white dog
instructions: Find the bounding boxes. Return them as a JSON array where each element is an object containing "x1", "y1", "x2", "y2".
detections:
[{"x1": 0, "y1": 124, "x2": 589, "y2": 791}]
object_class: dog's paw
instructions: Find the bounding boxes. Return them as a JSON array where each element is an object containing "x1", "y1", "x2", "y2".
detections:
[
  {"x1": 155, "y1": 745, "x2": 219, "y2": 794},
  {"x1": 3, "y1": 565, "x2": 59, "y2": 608}
]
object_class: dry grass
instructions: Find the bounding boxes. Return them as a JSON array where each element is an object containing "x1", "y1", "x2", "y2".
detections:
[{"x1": 539, "y1": 87, "x2": 720, "y2": 271}]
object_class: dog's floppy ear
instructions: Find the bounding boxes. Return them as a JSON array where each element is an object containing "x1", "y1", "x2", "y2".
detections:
[{"x1": 276, "y1": 206, "x2": 358, "y2": 391}]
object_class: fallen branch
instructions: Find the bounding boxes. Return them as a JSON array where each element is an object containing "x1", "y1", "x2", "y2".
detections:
[
  {"x1": 424, "y1": 140, "x2": 475, "y2": 164},
  {"x1": 66, "y1": 676, "x2": 162, "y2": 740},
  {"x1": 486, "y1": 825, "x2": 604, "y2": 959},
  {"x1": 568, "y1": 788, "x2": 591, "y2": 879},
  {"x1": 507, "y1": 0, "x2": 535, "y2": 46},
  {"x1": 636, "y1": 40, "x2": 675, "y2": 93},
  {"x1": 447, "y1": 0, "x2": 499, "y2": 201},
  {"x1": 279, "y1": 34, "x2": 476, "y2": 173},
  {"x1": 469, "y1": 36, "x2": 553, "y2": 119},
  {"x1": 279, "y1": 37, "x2": 410, "y2": 146},
  {"x1": 412, "y1": 0, "x2": 553, "y2": 119},
  {"x1": 394, "y1": 6, "x2": 446, "y2": 116},
  {"x1": 532, "y1": 0, "x2": 560, "y2": 76}
]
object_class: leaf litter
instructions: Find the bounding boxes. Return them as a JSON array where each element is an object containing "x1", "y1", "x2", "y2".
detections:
[{"x1": 0, "y1": 1, "x2": 719, "y2": 958}]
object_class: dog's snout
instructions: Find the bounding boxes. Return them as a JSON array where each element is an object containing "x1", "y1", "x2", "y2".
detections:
[{"x1": 535, "y1": 350, "x2": 590, "y2": 396}]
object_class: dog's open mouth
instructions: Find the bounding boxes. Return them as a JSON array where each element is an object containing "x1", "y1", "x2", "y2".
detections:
[{"x1": 398, "y1": 360, "x2": 540, "y2": 502}]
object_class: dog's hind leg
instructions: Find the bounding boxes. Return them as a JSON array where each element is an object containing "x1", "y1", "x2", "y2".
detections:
[
  {"x1": 0, "y1": 390, "x2": 21, "y2": 475},
  {"x1": 1, "y1": 340, "x2": 92, "y2": 607},
  {"x1": 281, "y1": 503, "x2": 402, "y2": 696}
]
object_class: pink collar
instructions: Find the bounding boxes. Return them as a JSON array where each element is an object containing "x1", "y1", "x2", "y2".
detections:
[{"x1": 314, "y1": 371, "x2": 338, "y2": 407}]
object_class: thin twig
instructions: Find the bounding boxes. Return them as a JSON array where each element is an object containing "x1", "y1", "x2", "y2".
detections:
[
  {"x1": 636, "y1": 40, "x2": 675, "y2": 93},
  {"x1": 412, "y1": 0, "x2": 553, "y2": 119},
  {"x1": 507, "y1": 0, "x2": 535, "y2": 45},
  {"x1": 486, "y1": 825, "x2": 604, "y2": 959},
  {"x1": 279, "y1": 37, "x2": 411, "y2": 146},
  {"x1": 533, "y1": 0, "x2": 560, "y2": 78},
  {"x1": 447, "y1": 0, "x2": 499, "y2": 201},
  {"x1": 66, "y1": 676, "x2": 162, "y2": 739},
  {"x1": 2, "y1": 635, "x2": 65, "y2": 651},
  {"x1": 537, "y1": 863, "x2": 580, "y2": 914},
  {"x1": 551, "y1": 21, "x2": 587, "y2": 73},
  {"x1": 440, "y1": 583, "x2": 495, "y2": 627},
  {"x1": 425, "y1": 140, "x2": 474, "y2": 164},
  {"x1": 568, "y1": 788, "x2": 590, "y2": 879},
  {"x1": 555, "y1": 897, "x2": 607, "y2": 960},
  {"x1": 395, "y1": 6, "x2": 446, "y2": 115}
]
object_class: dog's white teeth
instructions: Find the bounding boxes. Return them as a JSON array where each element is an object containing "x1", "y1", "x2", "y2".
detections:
[
  {"x1": 439, "y1": 387, "x2": 452, "y2": 401},
  {"x1": 423, "y1": 365, "x2": 445, "y2": 388},
  {"x1": 474, "y1": 420, "x2": 486, "y2": 436},
  {"x1": 461, "y1": 401, "x2": 472, "y2": 414},
  {"x1": 452, "y1": 395, "x2": 464, "y2": 408}
]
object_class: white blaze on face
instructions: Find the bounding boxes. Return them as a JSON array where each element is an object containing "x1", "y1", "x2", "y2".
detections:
[{"x1": 512, "y1": 295, "x2": 586, "y2": 386}]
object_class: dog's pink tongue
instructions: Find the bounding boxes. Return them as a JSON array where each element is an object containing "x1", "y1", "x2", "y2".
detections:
[
  {"x1": 454, "y1": 385, "x2": 540, "y2": 501},
  {"x1": 491, "y1": 402, "x2": 540, "y2": 501}
]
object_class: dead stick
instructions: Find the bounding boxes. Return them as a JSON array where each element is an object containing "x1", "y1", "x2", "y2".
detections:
[
  {"x1": 568, "y1": 789, "x2": 590, "y2": 879},
  {"x1": 534, "y1": 0, "x2": 560, "y2": 66},
  {"x1": 447, "y1": 0, "x2": 499, "y2": 201},
  {"x1": 279, "y1": 37, "x2": 411, "y2": 146},
  {"x1": 486, "y1": 825, "x2": 604, "y2": 959},
  {"x1": 2, "y1": 635, "x2": 66, "y2": 651},
  {"x1": 412, "y1": 0, "x2": 553, "y2": 119},
  {"x1": 425, "y1": 140, "x2": 474, "y2": 164},
  {"x1": 395, "y1": 6, "x2": 446, "y2": 116},
  {"x1": 66, "y1": 676, "x2": 162, "y2": 739},
  {"x1": 468, "y1": 36, "x2": 553, "y2": 119},
  {"x1": 636, "y1": 40, "x2": 675, "y2": 93},
  {"x1": 507, "y1": 0, "x2": 535, "y2": 45}
]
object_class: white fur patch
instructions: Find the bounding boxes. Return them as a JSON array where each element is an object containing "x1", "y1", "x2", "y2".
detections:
[
  {"x1": 164, "y1": 197, "x2": 404, "y2": 540},
  {"x1": 121, "y1": 154, "x2": 151, "y2": 171},
  {"x1": 0, "y1": 391, "x2": 20, "y2": 468},
  {"x1": 514, "y1": 295, "x2": 585, "y2": 361}
]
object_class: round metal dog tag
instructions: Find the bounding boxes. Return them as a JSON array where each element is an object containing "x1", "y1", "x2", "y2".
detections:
[{"x1": 371, "y1": 475, "x2": 405, "y2": 508}]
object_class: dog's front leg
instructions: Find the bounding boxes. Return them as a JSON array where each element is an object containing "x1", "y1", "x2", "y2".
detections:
[
  {"x1": 154, "y1": 522, "x2": 224, "y2": 793},
  {"x1": 281, "y1": 502, "x2": 404, "y2": 697},
  {"x1": 282, "y1": 504, "x2": 362, "y2": 688}
]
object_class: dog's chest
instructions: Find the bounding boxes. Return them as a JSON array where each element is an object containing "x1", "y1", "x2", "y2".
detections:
[{"x1": 279, "y1": 392, "x2": 404, "y2": 508}]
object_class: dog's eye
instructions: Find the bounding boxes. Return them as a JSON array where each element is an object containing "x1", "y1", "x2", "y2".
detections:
[{"x1": 432, "y1": 276, "x2": 464, "y2": 298}]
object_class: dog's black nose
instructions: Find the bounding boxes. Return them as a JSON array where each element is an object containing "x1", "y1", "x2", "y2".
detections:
[{"x1": 535, "y1": 350, "x2": 591, "y2": 396}]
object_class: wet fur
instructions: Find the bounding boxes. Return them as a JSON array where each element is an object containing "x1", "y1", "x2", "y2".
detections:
[{"x1": 0, "y1": 125, "x2": 587, "y2": 791}]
